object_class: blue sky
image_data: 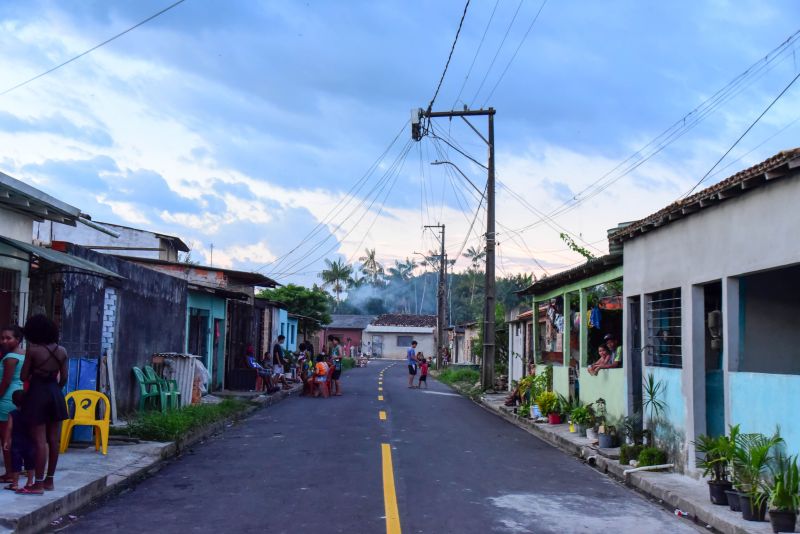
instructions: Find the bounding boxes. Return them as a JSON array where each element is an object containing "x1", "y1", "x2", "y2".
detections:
[{"x1": 0, "y1": 0, "x2": 798, "y2": 284}]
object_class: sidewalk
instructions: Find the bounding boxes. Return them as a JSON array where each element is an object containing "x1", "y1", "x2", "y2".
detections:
[
  {"x1": 0, "y1": 383, "x2": 302, "y2": 534},
  {"x1": 478, "y1": 393, "x2": 773, "y2": 534}
]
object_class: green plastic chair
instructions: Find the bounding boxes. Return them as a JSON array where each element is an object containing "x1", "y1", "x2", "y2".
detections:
[
  {"x1": 132, "y1": 366, "x2": 164, "y2": 413},
  {"x1": 144, "y1": 365, "x2": 181, "y2": 410}
]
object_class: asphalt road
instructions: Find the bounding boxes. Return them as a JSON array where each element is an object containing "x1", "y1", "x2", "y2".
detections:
[{"x1": 60, "y1": 361, "x2": 699, "y2": 534}]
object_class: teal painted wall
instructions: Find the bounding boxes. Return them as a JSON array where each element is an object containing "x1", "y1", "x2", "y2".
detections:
[
  {"x1": 646, "y1": 365, "x2": 685, "y2": 433},
  {"x1": 730, "y1": 372, "x2": 800, "y2": 457},
  {"x1": 186, "y1": 291, "x2": 226, "y2": 390},
  {"x1": 287, "y1": 317, "x2": 298, "y2": 352}
]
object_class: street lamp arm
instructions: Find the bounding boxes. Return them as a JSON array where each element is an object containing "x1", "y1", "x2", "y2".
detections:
[{"x1": 431, "y1": 160, "x2": 484, "y2": 197}]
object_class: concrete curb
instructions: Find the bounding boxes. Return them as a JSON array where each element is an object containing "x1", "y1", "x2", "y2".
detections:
[
  {"x1": 13, "y1": 384, "x2": 302, "y2": 534},
  {"x1": 472, "y1": 395, "x2": 773, "y2": 534}
]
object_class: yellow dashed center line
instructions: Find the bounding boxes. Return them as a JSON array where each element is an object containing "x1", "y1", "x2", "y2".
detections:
[
  {"x1": 379, "y1": 387, "x2": 383, "y2": 391},
  {"x1": 378, "y1": 395, "x2": 384, "y2": 401},
  {"x1": 379, "y1": 410, "x2": 387, "y2": 421},
  {"x1": 381, "y1": 443, "x2": 402, "y2": 534}
]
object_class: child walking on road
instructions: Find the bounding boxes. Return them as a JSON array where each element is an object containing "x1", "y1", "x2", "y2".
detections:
[
  {"x1": 417, "y1": 356, "x2": 429, "y2": 389},
  {"x1": 3, "y1": 391, "x2": 35, "y2": 492}
]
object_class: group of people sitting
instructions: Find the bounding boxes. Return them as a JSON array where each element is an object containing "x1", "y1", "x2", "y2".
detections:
[
  {"x1": 246, "y1": 336, "x2": 347, "y2": 398},
  {"x1": 0, "y1": 315, "x2": 71, "y2": 495}
]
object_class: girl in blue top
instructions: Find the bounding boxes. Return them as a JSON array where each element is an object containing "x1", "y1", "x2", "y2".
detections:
[{"x1": 0, "y1": 325, "x2": 25, "y2": 483}]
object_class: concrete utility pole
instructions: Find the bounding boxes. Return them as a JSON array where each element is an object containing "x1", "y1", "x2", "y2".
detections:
[
  {"x1": 425, "y1": 224, "x2": 446, "y2": 369},
  {"x1": 412, "y1": 107, "x2": 496, "y2": 390}
]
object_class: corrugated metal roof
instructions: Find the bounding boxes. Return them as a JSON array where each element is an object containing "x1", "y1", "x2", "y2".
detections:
[{"x1": 0, "y1": 236, "x2": 122, "y2": 279}]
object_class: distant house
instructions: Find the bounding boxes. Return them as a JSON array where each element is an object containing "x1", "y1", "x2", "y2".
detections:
[
  {"x1": 34, "y1": 220, "x2": 189, "y2": 261},
  {"x1": 450, "y1": 321, "x2": 479, "y2": 365},
  {"x1": 363, "y1": 314, "x2": 437, "y2": 360},
  {"x1": 320, "y1": 314, "x2": 374, "y2": 357}
]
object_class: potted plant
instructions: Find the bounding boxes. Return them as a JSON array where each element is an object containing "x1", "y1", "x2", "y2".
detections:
[
  {"x1": 518, "y1": 403, "x2": 531, "y2": 419},
  {"x1": 570, "y1": 405, "x2": 591, "y2": 437},
  {"x1": 536, "y1": 391, "x2": 560, "y2": 424},
  {"x1": 558, "y1": 394, "x2": 577, "y2": 432},
  {"x1": 599, "y1": 424, "x2": 618, "y2": 449},
  {"x1": 734, "y1": 431, "x2": 783, "y2": 522},
  {"x1": 694, "y1": 433, "x2": 733, "y2": 505},
  {"x1": 767, "y1": 454, "x2": 799, "y2": 533}
]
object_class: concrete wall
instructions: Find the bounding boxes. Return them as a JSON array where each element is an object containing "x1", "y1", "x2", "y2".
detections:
[
  {"x1": 580, "y1": 368, "x2": 627, "y2": 419},
  {"x1": 63, "y1": 244, "x2": 187, "y2": 414},
  {"x1": 729, "y1": 372, "x2": 800, "y2": 457},
  {"x1": 1, "y1": 210, "x2": 34, "y2": 241}
]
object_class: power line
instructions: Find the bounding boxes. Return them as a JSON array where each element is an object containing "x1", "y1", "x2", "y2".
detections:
[
  {"x1": 427, "y1": 0, "x2": 471, "y2": 113},
  {"x1": 482, "y1": 0, "x2": 548, "y2": 106},
  {"x1": 277, "y1": 143, "x2": 413, "y2": 280},
  {"x1": 510, "y1": 27, "x2": 800, "y2": 235},
  {"x1": 451, "y1": 0, "x2": 501, "y2": 110},
  {"x1": 682, "y1": 69, "x2": 800, "y2": 198},
  {"x1": 1, "y1": 0, "x2": 187, "y2": 97},
  {"x1": 469, "y1": 0, "x2": 525, "y2": 107},
  {"x1": 256, "y1": 121, "x2": 407, "y2": 273}
]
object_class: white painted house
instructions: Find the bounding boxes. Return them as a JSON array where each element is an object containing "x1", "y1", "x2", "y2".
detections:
[
  {"x1": 611, "y1": 148, "x2": 800, "y2": 471},
  {"x1": 34, "y1": 220, "x2": 189, "y2": 262},
  {"x1": 363, "y1": 314, "x2": 437, "y2": 360}
]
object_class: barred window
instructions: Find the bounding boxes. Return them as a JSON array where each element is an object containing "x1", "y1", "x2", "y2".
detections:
[{"x1": 647, "y1": 288, "x2": 682, "y2": 368}]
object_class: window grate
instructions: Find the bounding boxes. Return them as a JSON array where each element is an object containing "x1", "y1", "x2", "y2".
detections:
[{"x1": 646, "y1": 288, "x2": 682, "y2": 368}]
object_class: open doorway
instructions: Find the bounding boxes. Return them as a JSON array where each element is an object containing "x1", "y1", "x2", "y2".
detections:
[{"x1": 704, "y1": 282, "x2": 724, "y2": 438}]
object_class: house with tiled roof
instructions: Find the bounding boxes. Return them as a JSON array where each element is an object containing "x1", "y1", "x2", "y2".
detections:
[
  {"x1": 608, "y1": 148, "x2": 800, "y2": 472},
  {"x1": 363, "y1": 314, "x2": 437, "y2": 359}
]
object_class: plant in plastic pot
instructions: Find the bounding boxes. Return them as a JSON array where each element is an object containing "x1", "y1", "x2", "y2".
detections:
[
  {"x1": 598, "y1": 424, "x2": 618, "y2": 449},
  {"x1": 767, "y1": 453, "x2": 799, "y2": 533},
  {"x1": 571, "y1": 405, "x2": 591, "y2": 437},
  {"x1": 535, "y1": 391, "x2": 560, "y2": 424},
  {"x1": 734, "y1": 430, "x2": 783, "y2": 522},
  {"x1": 694, "y1": 432, "x2": 734, "y2": 505}
]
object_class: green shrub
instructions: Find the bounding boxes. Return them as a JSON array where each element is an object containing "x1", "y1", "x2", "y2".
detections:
[
  {"x1": 638, "y1": 447, "x2": 668, "y2": 467},
  {"x1": 342, "y1": 357, "x2": 356, "y2": 370},
  {"x1": 438, "y1": 367, "x2": 480, "y2": 386},
  {"x1": 620, "y1": 444, "x2": 643, "y2": 465},
  {"x1": 115, "y1": 399, "x2": 249, "y2": 442},
  {"x1": 518, "y1": 404, "x2": 531, "y2": 418}
]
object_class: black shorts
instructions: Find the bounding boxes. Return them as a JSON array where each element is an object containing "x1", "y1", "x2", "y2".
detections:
[
  {"x1": 408, "y1": 364, "x2": 417, "y2": 375},
  {"x1": 11, "y1": 443, "x2": 34, "y2": 472},
  {"x1": 419, "y1": 374, "x2": 427, "y2": 382},
  {"x1": 332, "y1": 370, "x2": 342, "y2": 380}
]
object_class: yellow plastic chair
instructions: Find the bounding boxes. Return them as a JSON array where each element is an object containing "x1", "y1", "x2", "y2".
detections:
[{"x1": 60, "y1": 390, "x2": 111, "y2": 455}]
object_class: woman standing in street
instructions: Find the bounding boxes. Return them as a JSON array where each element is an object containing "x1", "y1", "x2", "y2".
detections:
[
  {"x1": 0, "y1": 325, "x2": 25, "y2": 483},
  {"x1": 18, "y1": 315, "x2": 68, "y2": 495}
]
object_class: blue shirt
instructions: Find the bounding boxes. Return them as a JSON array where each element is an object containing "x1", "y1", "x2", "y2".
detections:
[{"x1": 407, "y1": 347, "x2": 416, "y2": 366}]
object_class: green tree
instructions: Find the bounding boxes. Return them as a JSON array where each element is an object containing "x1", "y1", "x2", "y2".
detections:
[
  {"x1": 256, "y1": 284, "x2": 331, "y2": 333},
  {"x1": 320, "y1": 258, "x2": 353, "y2": 306}
]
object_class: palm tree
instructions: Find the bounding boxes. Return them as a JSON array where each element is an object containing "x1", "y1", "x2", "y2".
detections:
[
  {"x1": 463, "y1": 245, "x2": 486, "y2": 305},
  {"x1": 358, "y1": 248, "x2": 384, "y2": 286},
  {"x1": 320, "y1": 258, "x2": 353, "y2": 306},
  {"x1": 348, "y1": 271, "x2": 366, "y2": 289}
]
